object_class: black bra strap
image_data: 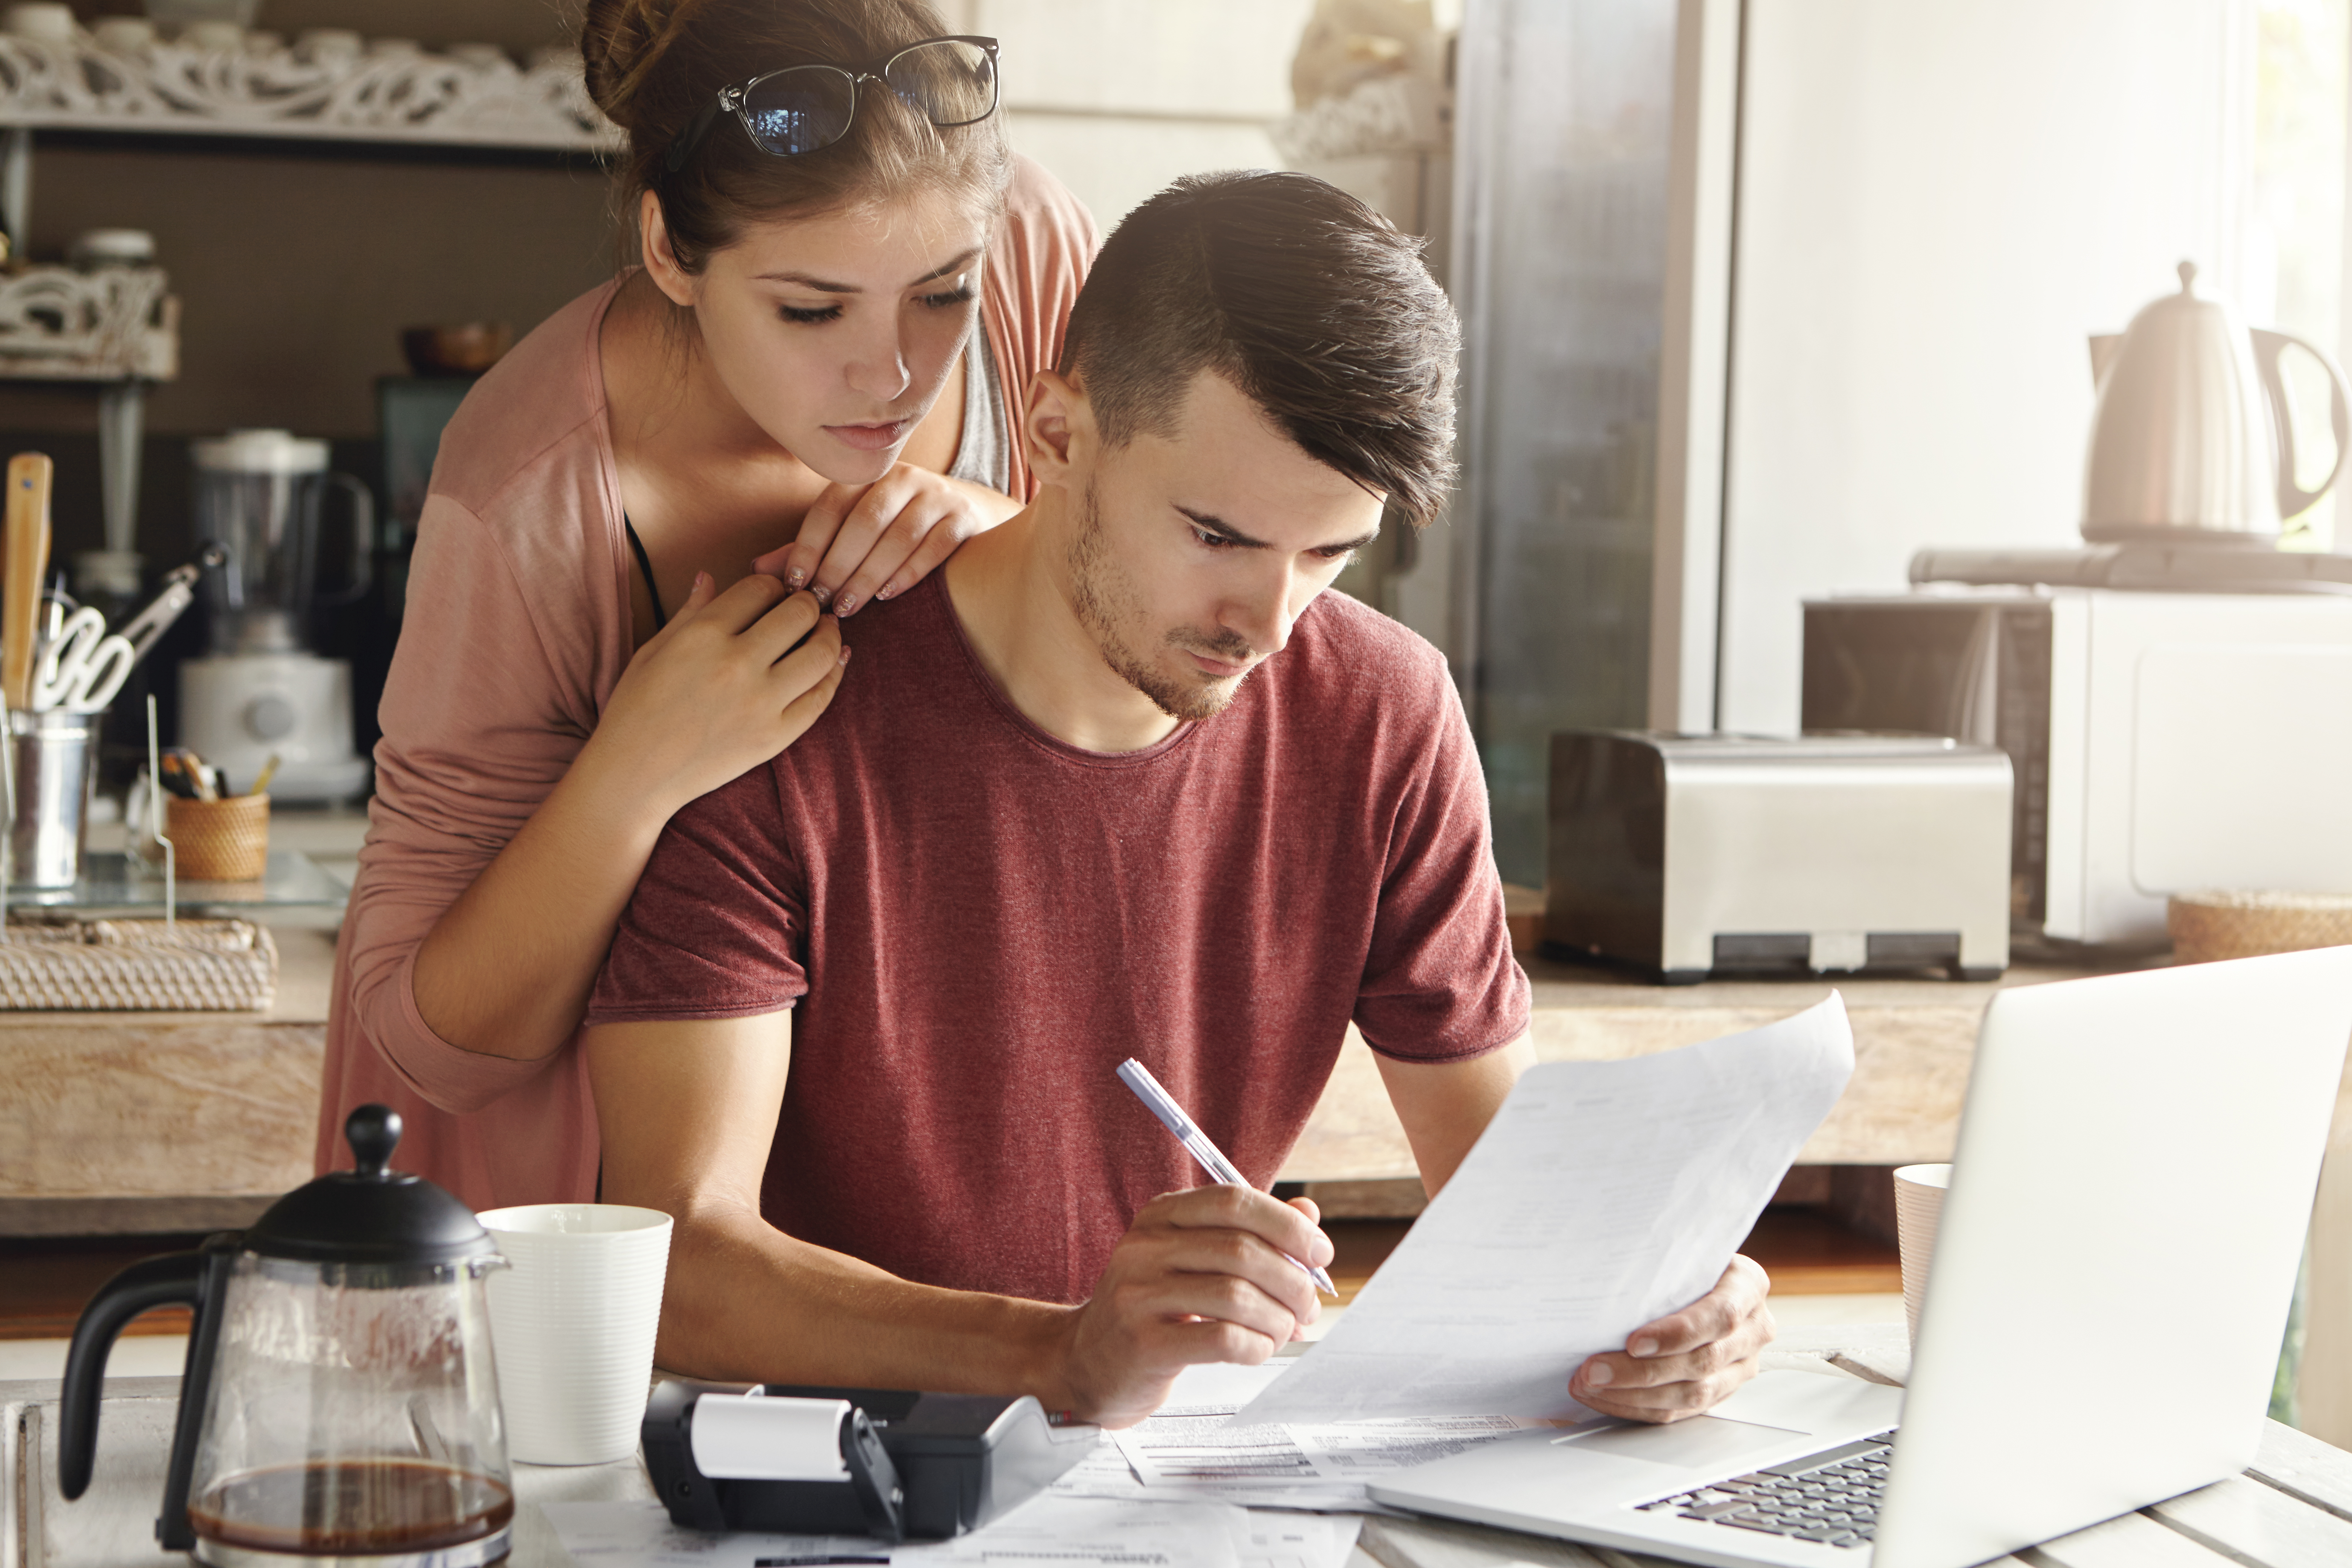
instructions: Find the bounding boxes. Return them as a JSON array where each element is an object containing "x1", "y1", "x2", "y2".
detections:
[{"x1": 624, "y1": 516, "x2": 667, "y2": 631}]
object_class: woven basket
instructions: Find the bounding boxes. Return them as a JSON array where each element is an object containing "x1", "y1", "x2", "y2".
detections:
[
  {"x1": 166, "y1": 793, "x2": 269, "y2": 881},
  {"x1": 0, "y1": 915, "x2": 276, "y2": 1010},
  {"x1": 2169, "y1": 890, "x2": 2352, "y2": 965}
]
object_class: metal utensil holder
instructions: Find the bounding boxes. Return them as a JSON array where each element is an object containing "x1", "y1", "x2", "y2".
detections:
[{"x1": 7, "y1": 706, "x2": 98, "y2": 889}]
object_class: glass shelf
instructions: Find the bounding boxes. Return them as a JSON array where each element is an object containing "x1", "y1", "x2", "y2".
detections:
[{"x1": 5, "y1": 850, "x2": 349, "y2": 912}]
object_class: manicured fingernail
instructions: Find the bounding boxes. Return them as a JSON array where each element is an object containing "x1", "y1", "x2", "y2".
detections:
[
  {"x1": 787, "y1": 566, "x2": 807, "y2": 587},
  {"x1": 810, "y1": 585, "x2": 831, "y2": 605},
  {"x1": 694, "y1": 571, "x2": 710, "y2": 590},
  {"x1": 1585, "y1": 1363, "x2": 1613, "y2": 1387},
  {"x1": 838, "y1": 646, "x2": 852, "y2": 665},
  {"x1": 876, "y1": 583, "x2": 897, "y2": 601},
  {"x1": 1631, "y1": 1338, "x2": 1658, "y2": 1358},
  {"x1": 834, "y1": 593, "x2": 858, "y2": 617}
]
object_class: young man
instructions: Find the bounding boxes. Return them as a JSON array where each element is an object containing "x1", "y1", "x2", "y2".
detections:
[{"x1": 584, "y1": 172, "x2": 1773, "y2": 1428}]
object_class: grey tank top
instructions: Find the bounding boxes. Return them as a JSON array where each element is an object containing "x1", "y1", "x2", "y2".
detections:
[{"x1": 947, "y1": 325, "x2": 1010, "y2": 494}]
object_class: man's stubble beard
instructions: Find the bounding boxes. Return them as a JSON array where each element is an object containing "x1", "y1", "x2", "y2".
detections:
[{"x1": 1067, "y1": 480, "x2": 1249, "y2": 724}]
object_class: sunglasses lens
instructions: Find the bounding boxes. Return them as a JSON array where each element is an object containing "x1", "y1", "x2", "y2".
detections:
[
  {"x1": 883, "y1": 40, "x2": 998, "y2": 127},
  {"x1": 741, "y1": 68, "x2": 856, "y2": 154}
]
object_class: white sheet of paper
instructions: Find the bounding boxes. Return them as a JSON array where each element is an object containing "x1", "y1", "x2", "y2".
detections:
[
  {"x1": 1160, "y1": 1360, "x2": 1294, "y2": 1416},
  {"x1": 1232, "y1": 1509, "x2": 1361, "y2": 1568},
  {"x1": 1236, "y1": 995, "x2": 1855, "y2": 1424},
  {"x1": 542, "y1": 1493, "x2": 1273, "y2": 1568},
  {"x1": 1111, "y1": 1413, "x2": 1544, "y2": 1512},
  {"x1": 1104, "y1": 1361, "x2": 1552, "y2": 1513},
  {"x1": 1047, "y1": 1431, "x2": 1153, "y2": 1499}
]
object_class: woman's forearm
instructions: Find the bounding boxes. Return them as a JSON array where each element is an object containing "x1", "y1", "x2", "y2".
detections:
[{"x1": 411, "y1": 736, "x2": 679, "y2": 1061}]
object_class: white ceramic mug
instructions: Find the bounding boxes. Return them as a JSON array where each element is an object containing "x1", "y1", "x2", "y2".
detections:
[
  {"x1": 1892, "y1": 1163, "x2": 1951, "y2": 1345},
  {"x1": 477, "y1": 1204, "x2": 673, "y2": 1466}
]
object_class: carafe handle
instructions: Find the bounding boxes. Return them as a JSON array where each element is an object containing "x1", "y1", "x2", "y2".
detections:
[
  {"x1": 58, "y1": 1233, "x2": 238, "y2": 1551},
  {"x1": 314, "y1": 472, "x2": 376, "y2": 609},
  {"x1": 58, "y1": 1250, "x2": 202, "y2": 1499},
  {"x1": 2250, "y1": 327, "x2": 2352, "y2": 521}
]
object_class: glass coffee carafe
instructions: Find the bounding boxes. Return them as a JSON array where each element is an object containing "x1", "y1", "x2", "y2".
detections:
[{"x1": 59, "y1": 1106, "x2": 514, "y2": 1566}]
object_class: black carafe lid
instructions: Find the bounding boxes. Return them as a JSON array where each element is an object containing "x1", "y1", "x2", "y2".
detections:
[{"x1": 244, "y1": 1104, "x2": 497, "y2": 1265}]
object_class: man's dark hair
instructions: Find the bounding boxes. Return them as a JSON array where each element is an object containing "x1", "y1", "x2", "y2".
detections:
[{"x1": 1058, "y1": 171, "x2": 1460, "y2": 528}]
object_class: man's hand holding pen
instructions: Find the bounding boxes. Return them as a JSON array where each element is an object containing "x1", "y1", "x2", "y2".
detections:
[{"x1": 1046, "y1": 1186, "x2": 1337, "y2": 1429}]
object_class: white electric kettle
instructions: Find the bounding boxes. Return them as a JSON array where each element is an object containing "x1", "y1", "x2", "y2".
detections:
[{"x1": 2084, "y1": 260, "x2": 2352, "y2": 542}]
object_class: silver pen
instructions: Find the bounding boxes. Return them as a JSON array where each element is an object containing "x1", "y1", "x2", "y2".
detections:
[{"x1": 1115, "y1": 1057, "x2": 1338, "y2": 1296}]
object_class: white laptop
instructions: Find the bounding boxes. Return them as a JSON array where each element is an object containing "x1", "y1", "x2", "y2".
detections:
[{"x1": 1369, "y1": 947, "x2": 2352, "y2": 1568}]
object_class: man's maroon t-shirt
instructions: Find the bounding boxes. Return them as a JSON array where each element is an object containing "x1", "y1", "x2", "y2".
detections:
[{"x1": 586, "y1": 574, "x2": 1530, "y2": 1304}]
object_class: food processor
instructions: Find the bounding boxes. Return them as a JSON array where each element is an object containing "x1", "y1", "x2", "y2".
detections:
[{"x1": 179, "y1": 428, "x2": 374, "y2": 801}]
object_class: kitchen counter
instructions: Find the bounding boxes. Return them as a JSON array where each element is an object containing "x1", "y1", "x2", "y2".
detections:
[
  {"x1": 0, "y1": 810, "x2": 361, "y2": 1237},
  {"x1": 0, "y1": 924, "x2": 336, "y2": 1236},
  {"x1": 6, "y1": 930, "x2": 2271, "y2": 1236},
  {"x1": 1280, "y1": 948, "x2": 2210, "y2": 1192}
]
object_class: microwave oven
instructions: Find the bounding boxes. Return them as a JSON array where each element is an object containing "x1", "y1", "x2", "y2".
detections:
[{"x1": 1800, "y1": 587, "x2": 2352, "y2": 946}]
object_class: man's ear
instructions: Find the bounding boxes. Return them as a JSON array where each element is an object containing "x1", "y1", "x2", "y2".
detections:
[
  {"x1": 1023, "y1": 367, "x2": 1093, "y2": 486},
  {"x1": 639, "y1": 189, "x2": 699, "y2": 308}
]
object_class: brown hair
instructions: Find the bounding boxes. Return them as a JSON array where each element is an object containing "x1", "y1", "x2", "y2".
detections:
[
  {"x1": 1058, "y1": 172, "x2": 1460, "y2": 527},
  {"x1": 580, "y1": 0, "x2": 1011, "y2": 272}
]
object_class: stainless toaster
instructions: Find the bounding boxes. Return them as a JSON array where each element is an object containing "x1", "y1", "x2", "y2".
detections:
[{"x1": 1544, "y1": 731, "x2": 2012, "y2": 983}]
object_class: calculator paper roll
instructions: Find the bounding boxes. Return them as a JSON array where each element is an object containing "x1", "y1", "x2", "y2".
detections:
[{"x1": 690, "y1": 1393, "x2": 852, "y2": 1481}]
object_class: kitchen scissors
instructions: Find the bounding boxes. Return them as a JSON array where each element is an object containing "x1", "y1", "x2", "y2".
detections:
[
  {"x1": 34, "y1": 606, "x2": 134, "y2": 713},
  {"x1": 28, "y1": 548, "x2": 222, "y2": 714}
]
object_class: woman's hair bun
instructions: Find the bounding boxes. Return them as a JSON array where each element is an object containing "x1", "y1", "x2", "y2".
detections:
[{"x1": 579, "y1": 0, "x2": 705, "y2": 134}]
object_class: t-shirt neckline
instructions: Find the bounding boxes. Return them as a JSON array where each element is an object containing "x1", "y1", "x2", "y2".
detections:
[{"x1": 918, "y1": 574, "x2": 1204, "y2": 769}]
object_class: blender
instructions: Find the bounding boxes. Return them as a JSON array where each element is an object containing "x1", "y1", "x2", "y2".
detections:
[{"x1": 179, "y1": 429, "x2": 374, "y2": 802}]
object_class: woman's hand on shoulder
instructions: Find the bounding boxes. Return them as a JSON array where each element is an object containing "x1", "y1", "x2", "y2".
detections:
[
  {"x1": 755, "y1": 464, "x2": 1021, "y2": 618},
  {"x1": 589, "y1": 575, "x2": 846, "y2": 815}
]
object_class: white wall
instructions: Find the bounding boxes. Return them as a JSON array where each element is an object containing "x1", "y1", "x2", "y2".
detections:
[
  {"x1": 1715, "y1": 0, "x2": 2249, "y2": 732},
  {"x1": 944, "y1": 0, "x2": 1317, "y2": 232}
]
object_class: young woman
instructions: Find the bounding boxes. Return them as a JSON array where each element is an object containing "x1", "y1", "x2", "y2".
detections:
[{"x1": 314, "y1": 0, "x2": 1096, "y2": 1209}]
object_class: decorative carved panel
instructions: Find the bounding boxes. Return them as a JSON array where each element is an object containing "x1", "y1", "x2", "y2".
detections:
[
  {"x1": 0, "y1": 33, "x2": 620, "y2": 152},
  {"x1": 0, "y1": 264, "x2": 177, "y2": 381}
]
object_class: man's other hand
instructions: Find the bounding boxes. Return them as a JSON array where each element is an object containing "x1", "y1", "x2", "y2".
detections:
[
  {"x1": 1569, "y1": 1256, "x2": 1775, "y2": 1423},
  {"x1": 1055, "y1": 1188, "x2": 1335, "y2": 1428}
]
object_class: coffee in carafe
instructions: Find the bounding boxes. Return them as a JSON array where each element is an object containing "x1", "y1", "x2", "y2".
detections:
[{"x1": 188, "y1": 1460, "x2": 514, "y2": 1555}]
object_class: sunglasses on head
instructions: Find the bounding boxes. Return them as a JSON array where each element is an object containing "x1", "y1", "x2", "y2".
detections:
[{"x1": 664, "y1": 35, "x2": 1001, "y2": 174}]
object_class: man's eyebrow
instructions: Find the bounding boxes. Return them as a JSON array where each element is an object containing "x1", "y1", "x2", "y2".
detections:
[
  {"x1": 754, "y1": 248, "x2": 983, "y2": 294},
  {"x1": 1176, "y1": 507, "x2": 1269, "y2": 547},
  {"x1": 1176, "y1": 506, "x2": 1381, "y2": 555}
]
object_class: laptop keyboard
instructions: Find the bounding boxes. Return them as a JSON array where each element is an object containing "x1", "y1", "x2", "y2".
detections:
[{"x1": 1635, "y1": 1430, "x2": 1896, "y2": 1551}]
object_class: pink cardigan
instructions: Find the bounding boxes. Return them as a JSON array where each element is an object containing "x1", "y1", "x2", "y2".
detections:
[{"x1": 315, "y1": 157, "x2": 1097, "y2": 1209}]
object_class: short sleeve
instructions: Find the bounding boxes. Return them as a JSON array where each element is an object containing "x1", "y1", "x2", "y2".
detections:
[
  {"x1": 586, "y1": 769, "x2": 810, "y2": 1025},
  {"x1": 1351, "y1": 666, "x2": 1532, "y2": 1062}
]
